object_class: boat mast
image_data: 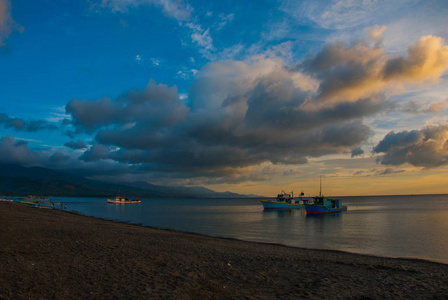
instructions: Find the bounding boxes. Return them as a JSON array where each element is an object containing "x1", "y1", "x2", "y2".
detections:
[{"x1": 319, "y1": 175, "x2": 322, "y2": 197}]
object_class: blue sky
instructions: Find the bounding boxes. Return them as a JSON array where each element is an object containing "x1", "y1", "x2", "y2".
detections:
[{"x1": 1, "y1": 0, "x2": 448, "y2": 196}]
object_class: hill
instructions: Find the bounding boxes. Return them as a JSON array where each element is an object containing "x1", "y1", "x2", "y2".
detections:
[{"x1": 0, "y1": 164, "x2": 252, "y2": 198}]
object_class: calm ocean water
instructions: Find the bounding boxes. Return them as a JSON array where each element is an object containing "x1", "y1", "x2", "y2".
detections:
[{"x1": 45, "y1": 194, "x2": 448, "y2": 264}]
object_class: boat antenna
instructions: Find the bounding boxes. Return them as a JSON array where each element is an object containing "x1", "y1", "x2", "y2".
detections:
[{"x1": 319, "y1": 175, "x2": 322, "y2": 197}]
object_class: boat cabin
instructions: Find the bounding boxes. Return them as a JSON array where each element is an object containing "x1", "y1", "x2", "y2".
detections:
[
  {"x1": 313, "y1": 196, "x2": 343, "y2": 209},
  {"x1": 276, "y1": 191, "x2": 295, "y2": 203}
]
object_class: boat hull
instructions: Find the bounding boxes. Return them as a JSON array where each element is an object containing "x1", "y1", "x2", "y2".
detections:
[
  {"x1": 261, "y1": 200, "x2": 304, "y2": 209},
  {"x1": 107, "y1": 199, "x2": 141, "y2": 204},
  {"x1": 304, "y1": 204, "x2": 347, "y2": 214}
]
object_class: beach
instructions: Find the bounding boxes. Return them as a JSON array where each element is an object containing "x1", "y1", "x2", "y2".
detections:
[{"x1": 1, "y1": 202, "x2": 447, "y2": 299}]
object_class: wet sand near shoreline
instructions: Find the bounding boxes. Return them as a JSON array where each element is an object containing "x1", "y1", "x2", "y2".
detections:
[{"x1": 1, "y1": 201, "x2": 448, "y2": 299}]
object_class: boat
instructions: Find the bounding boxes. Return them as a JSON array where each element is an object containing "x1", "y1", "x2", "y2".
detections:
[
  {"x1": 18, "y1": 201, "x2": 39, "y2": 206},
  {"x1": 304, "y1": 196, "x2": 347, "y2": 214},
  {"x1": 261, "y1": 190, "x2": 313, "y2": 209},
  {"x1": 304, "y1": 176, "x2": 347, "y2": 214},
  {"x1": 107, "y1": 196, "x2": 141, "y2": 204}
]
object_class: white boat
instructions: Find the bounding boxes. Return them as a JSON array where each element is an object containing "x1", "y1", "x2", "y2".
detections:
[{"x1": 107, "y1": 196, "x2": 141, "y2": 204}]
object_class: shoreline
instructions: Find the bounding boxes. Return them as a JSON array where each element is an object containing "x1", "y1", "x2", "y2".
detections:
[
  {"x1": 1, "y1": 201, "x2": 448, "y2": 299},
  {"x1": 66, "y1": 200, "x2": 447, "y2": 266},
  {"x1": 68, "y1": 206, "x2": 447, "y2": 266}
]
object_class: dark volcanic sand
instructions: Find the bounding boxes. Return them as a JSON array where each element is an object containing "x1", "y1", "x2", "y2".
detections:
[{"x1": 1, "y1": 202, "x2": 447, "y2": 299}]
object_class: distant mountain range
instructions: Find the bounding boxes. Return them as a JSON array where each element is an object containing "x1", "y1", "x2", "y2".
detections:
[{"x1": 0, "y1": 164, "x2": 258, "y2": 198}]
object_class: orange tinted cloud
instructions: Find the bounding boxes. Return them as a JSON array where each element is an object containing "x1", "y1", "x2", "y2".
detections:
[
  {"x1": 301, "y1": 32, "x2": 448, "y2": 109},
  {"x1": 384, "y1": 35, "x2": 448, "y2": 82},
  {"x1": 428, "y1": 101, "x2": 446, "y2": 112}
]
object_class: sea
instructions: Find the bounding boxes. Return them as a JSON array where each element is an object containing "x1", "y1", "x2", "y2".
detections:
[{"x1": 39, "y1": 194, "x2": 448, "y2": 264}]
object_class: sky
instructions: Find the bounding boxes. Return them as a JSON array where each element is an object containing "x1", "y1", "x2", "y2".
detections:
[{"x1": 1, "y1": 0, "x2": 448, "y2": 196}]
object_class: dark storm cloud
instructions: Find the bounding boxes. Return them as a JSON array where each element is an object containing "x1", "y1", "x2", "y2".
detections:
[
  {"x1": 62, "y1": 33, "x2": 448, "y2": 183},
  {"x1": 351, "y1": 147, "x2": 364, "y2": 157},
  {"x1": 66, "y1": 80, "x2": 188, "y2": 133},
  {"x1": 70, "y1": 70, "x2": 372, "y2": 180},
  {"x1": 0, "y1": 113, "x2": 58, "y2": 132},
  {"x1": 65, "y1": 98, "x2": 124, "y2": 133},
  {"x1": 0, "y1": 135, "x2": 81, "y2": 168},
  {"x1": 373, "y1": 124, "x2": 448, "y2": 168},
  {"x1": 0, "y1": 136, "x2": 40, "y2": 164},
  {"x1": 50, "y1": 152, "x2": 71, "y2": 163},
  {"x1": 0, "y1": 135, "x2": 141, "y2": 182},
  {"x1": 79, "y1": 144, "x2": 115, "y2": 162},
  {"x1": 64, "y1": 140, "x2": 88, "y2": 150}
]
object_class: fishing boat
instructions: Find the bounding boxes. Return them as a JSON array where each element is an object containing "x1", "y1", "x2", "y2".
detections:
[
  {"x1": 304, "y1": 196, "x2": 347, "y2": 214},
  {"x1": 261, "y1": 190, "x2": 313, "y2": 209},
  {"x1": 18, "y1": 195, "x2": 49, "y2": 201},
  {"x1": 304, "y1": 176, "x2": 347, "y2": 214},
  {"x1": 107, "y1": 196, "x2": 141, "y2": 204}
]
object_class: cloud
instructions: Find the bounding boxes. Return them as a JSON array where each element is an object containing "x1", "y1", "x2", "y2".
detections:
[
  {"x1": 375, "y1": 168, "x2": 405, "y2": 176},
  {"x1": 60, "y1": 32, "x2": 448, "y2": 184},
  {"x1": 93, "y1": 0, "x2": 220, "y2": 59},
  {"x1": 373, "y1": 124, "x2": 448, "y2": 168},
  {"x1": 0, "y1": 135, "x2": 141, "y2": 181},
  {"x1": 0, "y1": 113, "x2": 59, "y2": 132},
  {"x1": 283, "y1": 168, "x2": 303, "y2": 176},
  {"x1": 383, "y1": 35, "x2": 448, "y2": 82},
  {"x1": 215, "y1": 13, "x2": 234, "y2": 30},
  {"x1": 0, "y1": 0, "x2": 24, "y2": 47},
  {"x1": 286, "y1": 0, "x2": 416, "y2": 33},
  {"x1": 401, "y1": 99, "x2": 447, "y2": 114},
  {"x1": 96, "y1": 0, "x2": 191, "y2": 21},
  {"x1": 64, "y1": 140, "x2": 88, "y2": 150},
  {"x1": 300, "y1": 34, "x2": 448, "y2": 110},
  {"x1": 80, "y1": 143, "x2": 116, "y2": 162},
  {"x1": 66, "y1": 80, "x2": 188, "y2": 133},
  {"x1": 367, "y1": 25, "x2": 387, "y2": 41},
  {"x1": 304, "y1": 0, "x2": 382, "y2": 30},
  {"x1": 66, "y1": 55, "x2": 376, "y2": 182},
  {"x1": 0, "y1": 135, "x2": 81, "y2": 168},
  {"x1": 428, "y1": 100, "x2": 447, "y2": 112},
  {"x1": 351, "y1": 147, "x2": 364, "y2": 157},
  {"x1": 186, "y1": 22, "x2": 214, "y2": 54},
  {"x1": 0, "y1": 136, "x2": 41, "y2": 164},
  {"x1": 50, "y1": 152, "x2": 71, "y2": 163}
]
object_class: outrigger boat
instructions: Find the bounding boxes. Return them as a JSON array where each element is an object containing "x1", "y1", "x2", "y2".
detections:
[
  {"x1": 107, "y1": 196, "x2": 141, "y2": 204},
  {"x1": 304, "y1": 176, "x2": 347, "y2": 214},
  {"x1": 261, "y1": 190, "x2": 313, "y2": 209}
]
